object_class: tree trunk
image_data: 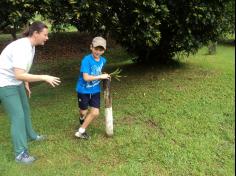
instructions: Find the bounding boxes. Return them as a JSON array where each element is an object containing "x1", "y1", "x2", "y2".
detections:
[
  {"x1": 11, "y1": 32, "x2": 17, "y2": 41},
  {"x1": 103, "y1": 79, "x2": 113, "y2": 136},
  {"x1": 208, "y1": 41, "x2": 217, "y2": 55},
  {"x1": 10, "y1": 26, "x2": 17, "y2": 40}
]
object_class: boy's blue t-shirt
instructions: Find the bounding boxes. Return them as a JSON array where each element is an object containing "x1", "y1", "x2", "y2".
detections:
[{"x1": 76, "y1": 54, "x2": 106, "y2": 94}]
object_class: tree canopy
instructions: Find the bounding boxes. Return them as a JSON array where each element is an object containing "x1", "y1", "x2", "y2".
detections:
[
  {"x1": 0, "y1": 0, "x2": 37, "y2": 39},
  {"x1": 45, "y1": 0, "x2": 234, "y2": 63},
  {"x1": 1, "y1": 0, "x2": 234, "y2": 63}
]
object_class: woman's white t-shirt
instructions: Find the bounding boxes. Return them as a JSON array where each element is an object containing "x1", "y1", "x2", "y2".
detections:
[{"x1": 0, "y1": 38, "x2": 35, "y2": 87}]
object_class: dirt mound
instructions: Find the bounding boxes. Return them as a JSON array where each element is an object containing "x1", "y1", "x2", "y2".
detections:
[
  {"x1": 0, "y1": 32, "x2": 118, "y2": 63},
  {"x1": 35, "y1": 32, "x2": 92, "y2": 62},
  {"x1": 0, "y1": 32, "x2": 103, "y2": 63}
]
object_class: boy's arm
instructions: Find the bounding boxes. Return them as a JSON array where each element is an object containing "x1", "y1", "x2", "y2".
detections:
[{"x1": 83, "y1": 73, "x2": 110, "y2": 82}]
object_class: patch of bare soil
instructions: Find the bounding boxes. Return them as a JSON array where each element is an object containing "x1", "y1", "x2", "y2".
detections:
[{"x1": 0, "y1": 32, "x2": 118, "y2": 63}]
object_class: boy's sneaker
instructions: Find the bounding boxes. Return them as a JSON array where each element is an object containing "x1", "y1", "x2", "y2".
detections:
[
  {"x1": 80, "y1": 117, "x2": 84, "y2": 125},
  {"x1": 15, "y1": 150, "x2": 36, "y2": 164},
  {"x1": 75, "y1": 131, "x2": 91, "y2": 140},
  {"x1": 35, "y1": 135, "x2": 46, "y2": 141}
]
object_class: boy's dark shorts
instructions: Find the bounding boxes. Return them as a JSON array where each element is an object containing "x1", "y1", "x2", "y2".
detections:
[{"x1": 77, "y1": 92, "x2": 100, "y2": 110}]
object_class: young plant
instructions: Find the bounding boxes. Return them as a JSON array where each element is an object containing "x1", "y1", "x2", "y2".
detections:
[{"x1": 109, "y1": 68, "x2": 126, "y2": 81}]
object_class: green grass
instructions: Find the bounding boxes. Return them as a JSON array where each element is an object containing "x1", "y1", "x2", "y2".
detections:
[{"x1": 0, "y1": 44, "x2": 234, "y2": 175}]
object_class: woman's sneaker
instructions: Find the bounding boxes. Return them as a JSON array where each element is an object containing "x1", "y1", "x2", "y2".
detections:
[
  {"x1": 15, "y1": 150, "x2": 36, "y2": 164},
  {"x1": 75, "y1": 131, "x2": 91, "y2": 140},
  {"x1": 35, "y1": 135, "x2": 46, "y2": 141}
]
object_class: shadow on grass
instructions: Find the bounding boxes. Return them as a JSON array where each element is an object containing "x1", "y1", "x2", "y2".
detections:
[
  {"x1": 106, "y1": 58, "x2": 188, "y2": 78},
  {"x1": 218, "y1": 39, "x2": 235, "y2": 47}
]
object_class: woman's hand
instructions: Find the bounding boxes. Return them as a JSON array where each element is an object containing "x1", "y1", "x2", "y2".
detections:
[
  {"x1": 14, "y1": 68, "x2": 61, "y2": 87},
  {"x1": 42, "y1": 75, "x2": 61, "y2": 87},
  {"x1": 24, "y1": 82, "x2": 31, "y2": 98}
]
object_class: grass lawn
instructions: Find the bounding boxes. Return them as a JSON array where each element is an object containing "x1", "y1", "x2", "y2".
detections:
[{"x1": 0, "y1": 42, "x2": 235, "y2": 175}]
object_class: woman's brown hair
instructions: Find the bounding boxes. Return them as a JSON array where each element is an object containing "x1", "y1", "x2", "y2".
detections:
[{"x1": 22, "y1": 21, "x2": 48, "y2": 37}]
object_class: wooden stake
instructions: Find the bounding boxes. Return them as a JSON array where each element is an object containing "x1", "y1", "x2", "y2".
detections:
[{"x1": 103, "y1": 79, "x2": 113, "y2": 136}]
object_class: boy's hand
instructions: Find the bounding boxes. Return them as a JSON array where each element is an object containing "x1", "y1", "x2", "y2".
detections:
[{"x1": 100, "y1": 73, "x2": 110, "y2": 80}]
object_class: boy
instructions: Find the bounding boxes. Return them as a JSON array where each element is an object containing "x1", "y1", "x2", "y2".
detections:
[{"x1": 75, "y1": 37, "x2": 110, "y2": 139}]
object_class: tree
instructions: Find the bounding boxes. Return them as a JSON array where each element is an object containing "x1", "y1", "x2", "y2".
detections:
[
  {"x1": 38, "y1": 0, "x2": 78, "y2": 32},
  {"x1": 221, "y1": 0, "x2": 235, "y2": 36},
  {"x1": 111, "y1": 0, "x2": 234, "y2": 62},
  {"x1": 0, "y1": 0, "x2": 37, "y2": 40},
  {"x1": 49, "y1": 0, "x2": 233, "y2": 63}
]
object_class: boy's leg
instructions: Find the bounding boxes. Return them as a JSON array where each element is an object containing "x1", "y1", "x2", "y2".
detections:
[
  {"x1": 81, "y1": 107, "x2": 99, "y2": 129},
  {"x1": 83, "y1": 93, "x2": 100, "y2": 128},
  {"x1": 77, "y1": 93, "x2": 89, "y2": 125},
  {"x1": 75, "y1": 107, "x2": 99, "y2": 139},
  {"x1": 79, "y1": 109, "x2": 87, "y2": 125},
  {"x1": 76, "y1": 93, "x2": 100, "y2": 139},
  {"x1": 0, "y1": 86, "x2": 28, "y2": 156},
  {"x1": 18, "y1": 84, "x2": 38, "y2": 140},
  {"x1": 81, "y1": 93, "x2": 100, "y2": 129}
]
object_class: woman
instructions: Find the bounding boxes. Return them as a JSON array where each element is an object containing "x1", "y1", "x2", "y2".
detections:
[{"x1": 0, "y1": 21, "x2": 61, "y2": 164}]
